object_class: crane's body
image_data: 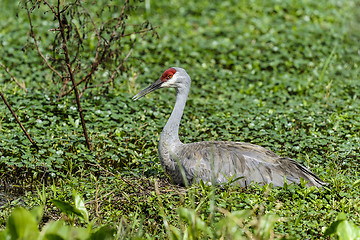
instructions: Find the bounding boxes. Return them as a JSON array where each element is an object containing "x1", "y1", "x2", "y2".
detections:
[{"x1": 133, "y1": 67, "x2": 326, "y2": 187}]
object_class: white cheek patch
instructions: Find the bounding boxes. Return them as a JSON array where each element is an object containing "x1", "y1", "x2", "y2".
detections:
[{"x1": 161, "y1": 74, "x2": 178, "y2": 88}]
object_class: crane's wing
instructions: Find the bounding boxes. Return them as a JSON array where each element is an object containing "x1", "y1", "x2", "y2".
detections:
[{"x1": 177, "y1": 141, "x2": 326, "y2": 188}]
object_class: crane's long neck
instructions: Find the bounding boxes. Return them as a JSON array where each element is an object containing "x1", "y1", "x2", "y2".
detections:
[{"x1": 160, "y1": 85, "x2": 189, "y2": 146}]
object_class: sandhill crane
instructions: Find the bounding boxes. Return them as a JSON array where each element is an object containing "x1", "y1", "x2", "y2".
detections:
[{"x1": 133, "y1": 67, "x2": 326, "y2": 188}]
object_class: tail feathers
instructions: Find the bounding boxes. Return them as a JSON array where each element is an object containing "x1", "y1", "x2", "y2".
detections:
[{"x1": 282, "y1": 157, "x2": 327, "y2": 188}]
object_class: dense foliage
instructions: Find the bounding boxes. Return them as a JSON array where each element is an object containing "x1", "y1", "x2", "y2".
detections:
[{"x1": 1, "y1": 0, "x2": 360, "y2": 239}]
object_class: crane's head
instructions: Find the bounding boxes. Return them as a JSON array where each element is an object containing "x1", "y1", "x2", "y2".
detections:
[{"x1": 132, "y1": 67, "x2": 190, "y2": 100}]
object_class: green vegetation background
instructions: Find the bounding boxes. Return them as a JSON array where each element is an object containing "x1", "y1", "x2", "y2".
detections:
[{"x1": 0, "y1": 0, "x2": 359, "y2": 239}]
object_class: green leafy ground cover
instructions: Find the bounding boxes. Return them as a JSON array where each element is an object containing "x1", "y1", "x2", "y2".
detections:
[{"x1": 1, "y1": 0, "x2": 360, "y2": 239}]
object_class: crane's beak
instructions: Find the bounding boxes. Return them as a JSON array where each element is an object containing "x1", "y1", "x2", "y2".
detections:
[{"x1": 132, "y1": 78, "x2": 163, "y2": 100}]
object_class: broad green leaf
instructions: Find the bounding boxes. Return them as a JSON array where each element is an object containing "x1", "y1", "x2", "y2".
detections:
[
  {"x1": 51, "y1": 199, "x2": 83, "y2": 218},
  {"x1": 31, "y1": 205, "x2": 44, "y2": 224},
  {"x1": 89, "y1": 225, "x2": 116, "y2": 240},
  {"x1": 324, "y1": 220, "x2": 342, "y2": 236},
  {"x1": 336, "y1": 220, "x2": 360, "y2": 240},
  {"x1": 336, "y1": 212, "x2": 348, "y2": 221},
  {"x1": 167, "y1": 225, "x2": 181, "y2": 240},
  {"x1": 41, "y1": 220, "x2": 90, "y2": 240},
  {"x1": 324, "y1": 213, "x2": 360, "y2": 240},
  {"x1": 0, "y1": 230, "x2": 8, "y2": 240},
  {"x1": 41, "y1": 220, "x2": 68, "y2": 240},
  {"x1": 73, "y1": 191, "x2": 89, "y2": 223},
  {"x1": 6, "y1": 207, "x2": 40, "y2": 240}
]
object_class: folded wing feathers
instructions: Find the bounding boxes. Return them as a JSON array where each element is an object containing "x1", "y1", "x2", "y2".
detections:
[{"x1": 176, "y1": 141, "x2": 326, "y2": 187}]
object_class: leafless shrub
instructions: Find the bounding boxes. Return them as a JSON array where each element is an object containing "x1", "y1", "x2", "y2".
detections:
[{"x1": 22, "y1": 0, "x2": 158, "y2": 150}]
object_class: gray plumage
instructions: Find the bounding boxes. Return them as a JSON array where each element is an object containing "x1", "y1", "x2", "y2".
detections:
[{"x1": 133, "y1": 67, "x2": 326, "y2": 188}]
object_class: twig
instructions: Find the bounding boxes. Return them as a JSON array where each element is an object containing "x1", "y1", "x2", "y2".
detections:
[
  {"x1": 53, "y1": 0, "x2": 92, "y2": 151},
  {"x1": 83, "y1": 7, "x2": 101, "y2": 62},
  {"x1": 79, "y1": 45, "x2": 134, "y2": 97},
  {"x1": 25, "y1": 1, "x2": 63, "y2": 80},
  {"x1": 59, "y1": 0, "x2": 130, "y2": 98},
  {"x1": 58, "y1": 77, "x2": 71, "y2": 98},
  {"x1": 0, "y1": 90, "x2": 39, "y2": 150},
  {"x1": 0, "y1": 62, "x2": 27, "y2": 92},
  {"x1": 110, "y1": 45, "x2": 134, "y2": 81}
]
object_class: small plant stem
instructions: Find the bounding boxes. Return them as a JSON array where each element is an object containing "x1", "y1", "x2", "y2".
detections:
[
  {"x1": 319, "y1": 46, "x2": 337, "y2": 83},
  {"x1": 95, "y1": 181, "x2": 100, "y2": 217},
  {"x1": 0, "y1": 90, "x2": 39, "y2": 150},
  {"x1": 55, "y1": 0, "x2": 92, "y2": 151},
  {"x1": 0, "y1": 62, "x2": 27, "y2": 92}
]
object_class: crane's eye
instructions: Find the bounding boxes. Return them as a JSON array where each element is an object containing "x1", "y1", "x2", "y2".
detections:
[{"x1": 161, "y1": 68, "x2": 177, "y2": 81}]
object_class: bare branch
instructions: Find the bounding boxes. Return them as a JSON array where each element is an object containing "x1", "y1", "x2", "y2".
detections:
[
  {"x1": 32, "y1": 0, "x2": 157, "y2": 100},
  {"x1": 54, "y1": 0, "x2": 92, "y2": 151},
  {"x1": 25, "y1": 1, "x2": 63, "y2": 80},
  {"x1": 0, "y1": 62, "x2": 27, "y2": 92},
  {"x1": 79, "y1": 44, "x2": 134, "y2": 98},
  {"x1": 59, "y1": 0, "x2": 130, "y2": 97},
  {"x1": 0, "y1": 90, "x2": 39, "y2": 150},
  {"x1": 41, "y1": 0, "x2": 57, "y2": 15}
]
